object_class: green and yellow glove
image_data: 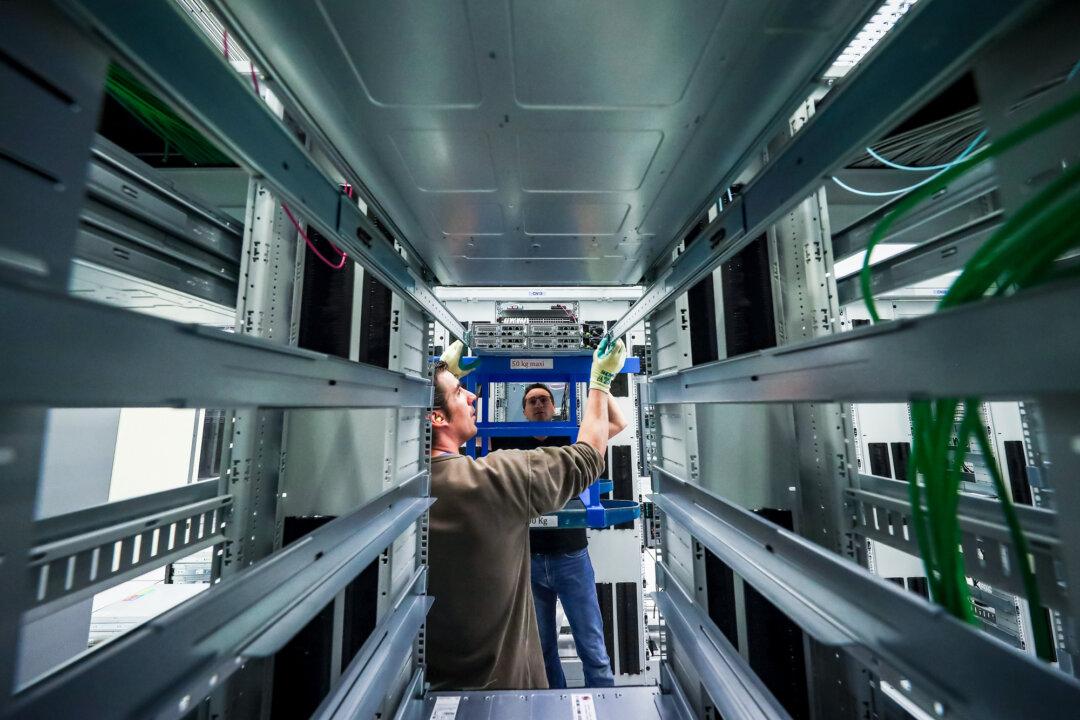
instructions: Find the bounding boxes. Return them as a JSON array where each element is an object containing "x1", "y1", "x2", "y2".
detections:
[
  {"x1": 589, "y1": 336, "x2": 627, "y2": 393},
  {"x1": 440, "y1": 339, "x2": 481, "y2": 379}
]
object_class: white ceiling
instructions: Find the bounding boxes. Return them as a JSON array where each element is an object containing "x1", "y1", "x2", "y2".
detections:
[{"x1": 220, "y1": 0, "x2": 874, "y2": 285}]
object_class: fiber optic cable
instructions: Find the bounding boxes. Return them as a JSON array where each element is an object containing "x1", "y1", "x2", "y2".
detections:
[
  {"x1": 859, "y1": 90, "x2": 1080, "y2": 321},
  {"x1": 281, "y1": 203, "x2": 348, "y2": 270},
  {"x1": 859, "y1": 90, "x2": 1080, "y2": 661},
  {"x1": 865, "y1": 130, "x2": 987, "y2": 171},
  {"x1": 105, "y1": 64, "x2": 230, "y2": 165},
  {"x1": 831, "y1": 130, "x2": 985, "y2": 197}
]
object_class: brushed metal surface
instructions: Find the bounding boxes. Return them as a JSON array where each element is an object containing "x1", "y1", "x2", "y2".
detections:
[{"x1": 220, "y1": 0, "x2": 872, "y2": 285}]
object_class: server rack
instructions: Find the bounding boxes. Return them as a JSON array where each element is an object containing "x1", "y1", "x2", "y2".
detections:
[
  {"x1": 623, "y1": 2, "x2": 1080, "y2": 719},
  {"x1": 0, "y1": 2, "x2": 460, "y2": 717},
  {"x1": 3, "y1": 0, "x2": 1080, "y2": 719}
]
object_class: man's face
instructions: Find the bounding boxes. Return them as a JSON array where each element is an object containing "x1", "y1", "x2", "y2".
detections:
[
  {"x1": 432, "y1": 370, "x2": 477, "y2": 443},
  {"x1": 523, "y1": 387, "x2": 555, "y2": 422}
]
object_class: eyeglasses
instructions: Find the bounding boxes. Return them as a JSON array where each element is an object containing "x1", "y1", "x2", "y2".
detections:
[{"x1": 526, "y1": 396, "x2": 553, "y2": 406}]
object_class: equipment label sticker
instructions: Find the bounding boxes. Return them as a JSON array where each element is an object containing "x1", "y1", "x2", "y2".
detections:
[
  {"x1": 571, "y1": 694, "x2": 597, "y2": 720},
  {"x1": 529, "y1": 515, "x2": 558, "y2": 528},
  {"x1": 510, "y1": 358, "x2": 553, "y2": 370},
  {"x1": 429, "y1": 695, "x2": 460, "y2": 720}
]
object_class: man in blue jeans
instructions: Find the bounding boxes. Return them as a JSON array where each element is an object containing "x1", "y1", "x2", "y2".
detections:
[{"x1": 491, "y1": 382, "x2": 625, "y2": 687}]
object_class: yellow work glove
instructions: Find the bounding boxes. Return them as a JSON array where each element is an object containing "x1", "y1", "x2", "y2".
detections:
[
  {"x1": 439, "y1": 339, "x2": 481, "y2": 379},
  {"x1": 589, "y1": 337, "x2": 627, "y2": 393}
]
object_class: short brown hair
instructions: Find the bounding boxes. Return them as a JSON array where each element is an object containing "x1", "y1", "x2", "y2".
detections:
[{"x1": 432, "y1": 361, "x2": 453, "y2": 417}]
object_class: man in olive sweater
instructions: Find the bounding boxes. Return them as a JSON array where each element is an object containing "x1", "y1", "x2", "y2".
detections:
[
  {"x1": 425, "y1": 338, "x2": 627, "y2": 691},
  {"x1": 490, "y1": 382, "x2": 623, "y2": 688}
]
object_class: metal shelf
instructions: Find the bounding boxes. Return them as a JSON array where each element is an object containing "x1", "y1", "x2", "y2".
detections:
[
  {"x1": 649, "y1": 465, "x2": 1080, "y2": 720},
  {"x1": 0, "y1": 281, "x2": 433, "y2": 408},
  {"x1": 86, "y1": 135, "x2": 243, "y2": 262},
  {"x1": 311, "y1": 584, "x2": 431, "y2": 720},
  {"x1": 655, "y1": 560, "x2": 792, "y2": 720},
  {"x1": 609, "y1": 0, "x2": 1032, "y2": 340},
  {"x1": 647, "y1": 279, "x2": 1080, "y2": 405},
  {"x1": 848, "y1": 473, "x2": 1064, "y2": 607},
  {"x1": 9, "y1": 474, "x2": 432, "y2": 720},
  {"x1": 27, "y1": 480, "x2": 230, "y2": 622},
  {"x1": 836, "y1": 213, "x2": 1002, "y2": 305},
  {"x1": 59, "y1": 0, "x2": 464, "y2": 338}
]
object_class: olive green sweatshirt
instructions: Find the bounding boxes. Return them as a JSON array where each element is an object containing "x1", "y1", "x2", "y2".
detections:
[{"x1": 426, "y1": 443, "x2": 605, "y2": 691}]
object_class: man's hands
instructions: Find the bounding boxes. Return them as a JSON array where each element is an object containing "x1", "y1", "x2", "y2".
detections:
[
  {"x1": 589, "y1": 336, "x2": 627, "y2": 393},
  {"x1": 440, "y1": 339, "x2": 480, "y2": 379}
]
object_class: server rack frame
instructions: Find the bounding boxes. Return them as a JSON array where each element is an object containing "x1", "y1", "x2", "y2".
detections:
[
  {"x1": 0, "y1": 3, "x2": 449, "y2": 717},
  {"x1": 638, "y1": 1, "x2": 1080, "y2": 718}
]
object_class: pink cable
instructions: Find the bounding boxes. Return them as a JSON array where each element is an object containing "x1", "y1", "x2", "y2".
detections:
[
  {"x1": 249, "y1": 65, "x2": 261, "y2": 95},
  {"x1": 280, "y1": 202, "x2": 349, "y2": 270},
  {"x1": 224, "y1": 30, "x2": 347, "y2": 270}
]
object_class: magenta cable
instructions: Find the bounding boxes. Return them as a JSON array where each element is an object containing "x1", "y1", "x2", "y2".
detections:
[
  {"x1": 280, "y1": 203, "x2": 348, "y2": 270},
  {"x1": 223, "y1": 28, "x2": 346, "y2": 270}
]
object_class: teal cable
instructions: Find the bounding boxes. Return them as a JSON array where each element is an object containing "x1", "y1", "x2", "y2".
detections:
[
  {"x1": 863, "y1": 130, "x2": 987, "y2": 172},
  {"x1": 859, "y1": 90, "x2": 1080, "y2": 322}
]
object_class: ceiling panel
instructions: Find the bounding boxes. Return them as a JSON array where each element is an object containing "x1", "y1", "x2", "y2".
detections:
[
  {"x1": 428, "y1": 199, "x2": 506, "y2": 236},
  {"x1": 319, "y1": 0, "x2": 482, "y2": 107},
  {"x1": 522, "y1": 199, "x2": 629, "y2": 236},
  {"x1": 518, "y1": 131, "x2": 663, "y2": 192},
  {"x1": 510, "y1": 0, "x2": 726, "y2": 108},
  {"x1": 392, "y1": 130, "x2": 497, "y2": 192},
  {"x1": 222, "y1": 0, "x2": 874, "y2": 285}
]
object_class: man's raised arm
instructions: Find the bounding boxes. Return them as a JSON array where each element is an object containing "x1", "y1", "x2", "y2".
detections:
[{"x1": 576, "y1": 338, "x2": 627, "y2": 458}]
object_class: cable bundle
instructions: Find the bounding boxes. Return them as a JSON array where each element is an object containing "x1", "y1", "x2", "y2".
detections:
[
  {"x1": 860, "y1": 89, "x2": 1080, "y2": 660},
  {"x1": 105, "y1": 63, "x2": 230, "y2": 166},
  {"x1": 851, "y1": 107, "x2": 985, "y2": 170}
]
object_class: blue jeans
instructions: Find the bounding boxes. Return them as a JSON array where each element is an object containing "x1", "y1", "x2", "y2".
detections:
[{"x1": 531, "y1": 548, "x2": 615, "y2": 688}]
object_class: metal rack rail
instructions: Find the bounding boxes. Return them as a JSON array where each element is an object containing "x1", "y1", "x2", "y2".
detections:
[
  {"x1": 1, "y1": 3, "x2": 447, "y2": 716},
  {"x1": 626, "y1": 2, "x2": 1080, "y2": 717},
  {"x1": 609, "y1": 0, "x2": 1030, "y2": 340}
]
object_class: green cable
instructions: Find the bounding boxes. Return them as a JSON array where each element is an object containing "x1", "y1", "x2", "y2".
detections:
[
  {"x1": 859, "y1": 90, "x2": 1080, "y2": 321},
  {"x1": 906, "y1": 402, "x2": 940, "y2": 599},
  {"x1": 945, "y1": 409, "x2": 977, "y2": 623},
  {"x1": 917, "y1": 179, "x2": 1078, "y2": 636},
  {"x1": 105, "y1": 63, "x2": 230, "y2": 165},
  {"x1": 944, "y1": 164, "x2": 1080, "y2": 305},
  {"x1": 857, "y1": 90, "x2": 1080, "y2": 653},
  {"x1": 967, "y1": 399, "x2": 1054, "y2": 660},
  {"x1": 932, "y1": 399, "x2": 965, "y2": 615},
  {"x1": 993, "y1": 185, "x2": 1080, "y2": 293}
]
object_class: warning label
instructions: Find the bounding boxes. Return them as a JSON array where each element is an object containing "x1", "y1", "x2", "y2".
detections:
[
  {"x1": 510, "y1": 358, "x2": 554, "y2": 370},
  {"x1": 571, "y1": 694, "x2": 597, "y2": 720},
  {"x1": 429, "y1": 695, "x2": 460, "y2": 720}
]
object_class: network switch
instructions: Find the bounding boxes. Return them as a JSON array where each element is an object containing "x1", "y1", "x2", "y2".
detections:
[
  {"x1": 471, "y1": 323, "x2": 500, "y2": 337},
  {"x1": 527, "y1": 336, "x2": 582, "y2": 350},
  {"x1": 527, "y1": 324, "x2": 580, "y2": 337},
  {"x1": 473, "y1": 336, "x2": 527, "y2": 349}
]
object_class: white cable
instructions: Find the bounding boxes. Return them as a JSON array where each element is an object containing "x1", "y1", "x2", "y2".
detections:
[
  {"x1": 865, "y1": 130, "x2": 987, "y2": 172},
  {"x1": 833, "y1": 130, "x2": 987, "y2": 197}
]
